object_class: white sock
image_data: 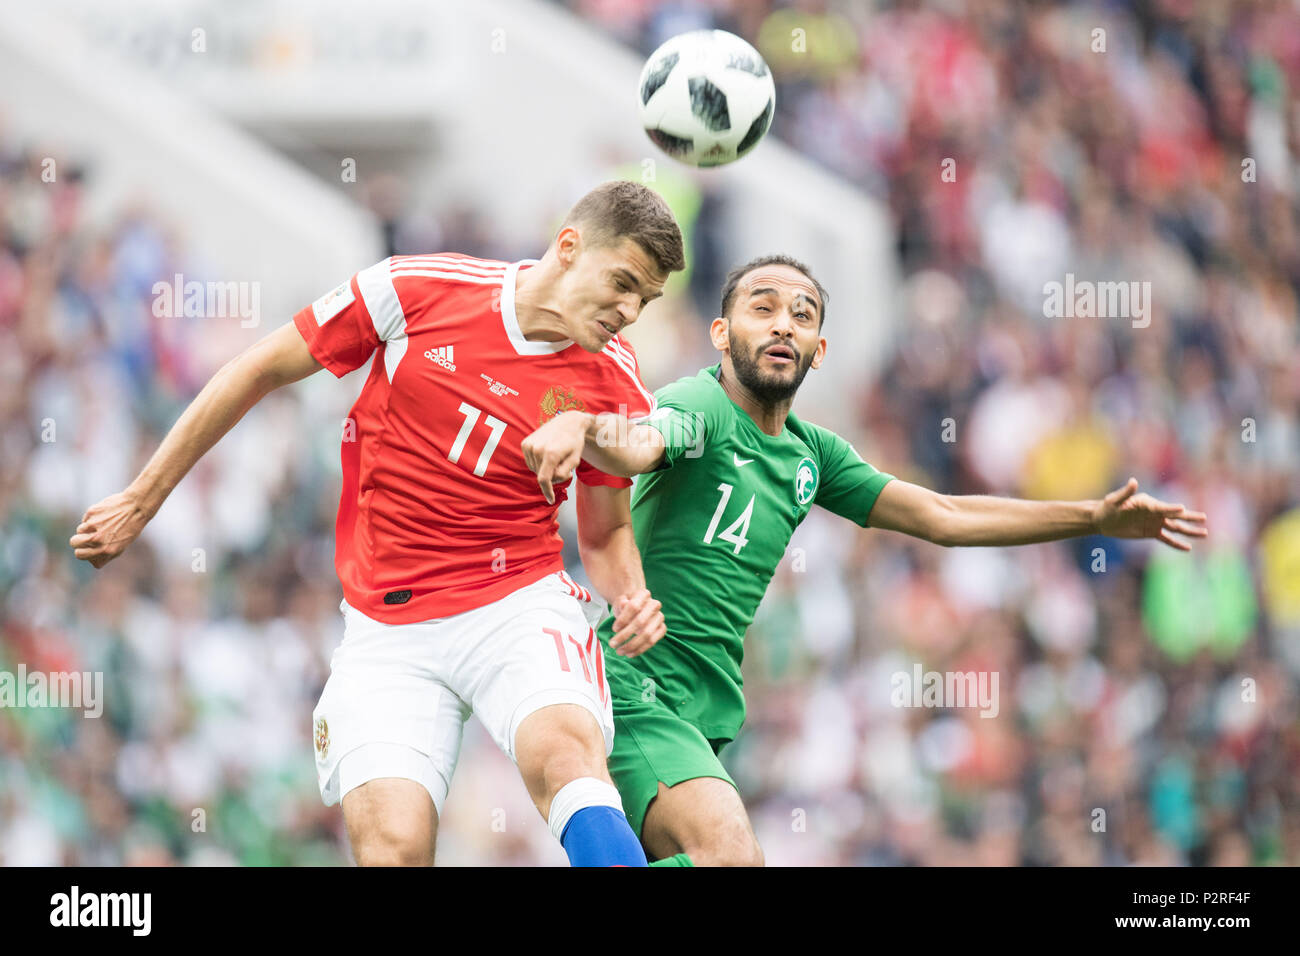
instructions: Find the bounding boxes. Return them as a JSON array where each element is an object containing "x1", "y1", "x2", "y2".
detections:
[{"x1": 547, "y1": 777, "x2": 625, "y2": 842}]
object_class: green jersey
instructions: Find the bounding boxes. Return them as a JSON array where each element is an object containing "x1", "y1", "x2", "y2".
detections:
[{"x1": 597, "y1": 365, "x2": 895, "y2": 743}]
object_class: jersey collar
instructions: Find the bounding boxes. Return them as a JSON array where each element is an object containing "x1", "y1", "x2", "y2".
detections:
[{"x1": 500, "y1": 259, "x2": 574, "y2": 355}]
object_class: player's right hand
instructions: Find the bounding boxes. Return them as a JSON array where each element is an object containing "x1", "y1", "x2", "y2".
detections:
[
  {"x1": 522, "y1": 411, "x2": 594, "y2": 505},
  {"x1": 70, "y1": 491, "x2": 149, "y2": 568},
  {"x1": 609, "y1": 587, "x2": 665, "y2": 658}
]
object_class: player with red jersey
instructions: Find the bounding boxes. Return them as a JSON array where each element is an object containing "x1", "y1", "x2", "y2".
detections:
[
  {"x1": 70, "y1": 181, "x2": 686, "y2": 866},
  {"x1": 301, "y1": 249, "x2": 659, "y2": 624}
]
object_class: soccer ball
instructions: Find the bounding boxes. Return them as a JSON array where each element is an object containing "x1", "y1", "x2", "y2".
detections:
[{"x1": 638, "y1": 30, "x2": 776, "y2": 168}]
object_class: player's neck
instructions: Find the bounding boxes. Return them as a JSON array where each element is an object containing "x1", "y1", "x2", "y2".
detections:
[
  {"x1": 512, "y1": 260, "x2": 571, "y2": 343},
  {"x1": 718, "y1": 368, "x2": 790, "y2": 437}
]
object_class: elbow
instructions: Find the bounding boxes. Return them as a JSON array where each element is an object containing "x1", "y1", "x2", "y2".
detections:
[
  {"x1": 219, "y1": 345, "x2": 276, "y2": 399},
  {"x1": 248, "y1": 351, "x2": 292, "y2": 396},
  {"x1": 578, "y1": 524, "x2": 629, "y2": 557},
  {"x1": 207, "y1": 351, "x2": 263, "y2": 403},
  {"x1": 576, "y1": 525, "x2": 608, "y2": 561},
  {"x1": 926, "y1": 496, "x2": 960, "y2": 548},
  {"x1": 929, "y1": 529, "x2": 957, "y2": 548}
]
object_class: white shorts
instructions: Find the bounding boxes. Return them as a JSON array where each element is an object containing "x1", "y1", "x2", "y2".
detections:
[{"x1": 312, "y1": 570, "x2": 613, "y2": 814}]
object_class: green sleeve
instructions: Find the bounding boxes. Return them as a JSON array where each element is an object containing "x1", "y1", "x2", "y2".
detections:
[
  {"x1": 807, "y1": 424, "x2": 895, "y2": 527},
  {"x1": 641, "y1": 372, "x2": 733, "y2": 469}
]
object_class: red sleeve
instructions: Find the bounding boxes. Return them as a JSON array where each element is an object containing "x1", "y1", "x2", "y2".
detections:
[
  {"x1": 576, "y1": 336, "x2": 655, "y2": 489},
  {"x1": 576, "y1": 462, "x2": 632, "y2": 489},
  {"x1": 292, "y1": 270, "x2": 381, "y2": 378}
]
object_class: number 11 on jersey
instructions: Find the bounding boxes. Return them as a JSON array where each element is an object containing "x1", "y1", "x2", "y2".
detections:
[
  {"x1": 448, "y1": 402, "x2": 506, "y2": 477},
  {"x1": 703, "y1": 482, "x2": 754, "y2": 555}
]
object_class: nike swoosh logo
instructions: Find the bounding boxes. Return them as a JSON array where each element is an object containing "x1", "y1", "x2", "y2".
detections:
[{"x1": 734, "y1": 453, "x2": 754, "y2": 467}]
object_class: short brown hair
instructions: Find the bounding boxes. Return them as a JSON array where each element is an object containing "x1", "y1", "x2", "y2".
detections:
[{"x1": 561, "y1": 180, "x2": 686, "y2": 275}]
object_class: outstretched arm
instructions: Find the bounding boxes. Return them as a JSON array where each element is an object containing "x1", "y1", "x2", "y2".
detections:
[
  {"x1": 70, "y1": 321, "x2": 324, "y2": 567},
  {"x1": 868, "y1": 477, "x2": 1208, "y2": 550}
]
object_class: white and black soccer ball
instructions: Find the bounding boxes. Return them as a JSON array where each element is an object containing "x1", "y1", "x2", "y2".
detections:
[{"x1": 638, "y1": 30, "x2": 776, "y2": 168}]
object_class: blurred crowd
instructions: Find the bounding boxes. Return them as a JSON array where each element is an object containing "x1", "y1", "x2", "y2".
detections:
[
  {"x1": 3, "y1": 0, "x2": 1299, "y2": 865},
  {"x1": 0, "y1": 137, "x2": 349, "y2": 864}
]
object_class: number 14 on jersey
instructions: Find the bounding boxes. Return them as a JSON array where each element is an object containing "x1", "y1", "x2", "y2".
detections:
[{"x1": 703, "y1": 482, "x2": 754, "y2": 555}]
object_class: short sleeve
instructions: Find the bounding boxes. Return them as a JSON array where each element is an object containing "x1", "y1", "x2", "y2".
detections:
[
  {"x1": 642, "y1": 370, "x2": 733, "y2": 469},
  {"x1": 806, "y1": 424, "x2": 895, "y2": 527},
  {"x1": 293, "y1": 258, "x2": 404, "y2": 378},
  {"x1": 576, "y1": 460, "x2": 631, "y2": 488}
]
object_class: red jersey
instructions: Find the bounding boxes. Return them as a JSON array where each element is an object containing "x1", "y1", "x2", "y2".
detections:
[{"x1": 292, "y1": 253, "x2": 655, "y2": 624}]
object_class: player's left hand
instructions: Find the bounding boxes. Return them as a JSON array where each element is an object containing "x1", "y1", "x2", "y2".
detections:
[
  {"x1": 522, "y1": 411, "x2": 593, "y2": 505},
  {"x1": 1093, "y1": 477, "x2": 1208, "y2": 551},
  {"x1": 609, "y1": 587, "x2": 665, "y2": 657}
]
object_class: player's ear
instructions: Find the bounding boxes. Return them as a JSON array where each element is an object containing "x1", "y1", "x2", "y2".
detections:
[
  {"x1": 809, "y1": 335, "x2": 827, "y2": 370},
  {"x1": 554, "y1": 226, "x2": 581, "y2": 268},
  {"x1": 709, "y1": 316, "x2": 729, "y2": 352}
]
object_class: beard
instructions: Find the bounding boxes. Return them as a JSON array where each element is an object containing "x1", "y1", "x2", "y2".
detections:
[{"x1": 729, "y1": 331, "x2": 815, "y2": 405}]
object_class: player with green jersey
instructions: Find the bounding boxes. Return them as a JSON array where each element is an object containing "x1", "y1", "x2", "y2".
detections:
[
  {"x1": 521, "y1": 254, "x2": 1208, "y2": 866},
  {"x1": 595, "y1": 364, "x2": 893, "y2": 831}
]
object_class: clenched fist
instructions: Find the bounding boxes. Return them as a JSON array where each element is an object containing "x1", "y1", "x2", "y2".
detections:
[
  {"x1": 608, "y1": 588, "x2": 665, "y2": 658},
  {"x1": 70, "y1": 491, "x2": 150, "y2": 569}
]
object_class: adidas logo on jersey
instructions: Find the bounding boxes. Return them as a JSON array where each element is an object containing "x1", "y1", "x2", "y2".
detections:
[{"x1": 424, "y1": 346, "x2": 457, "y2": 371}]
